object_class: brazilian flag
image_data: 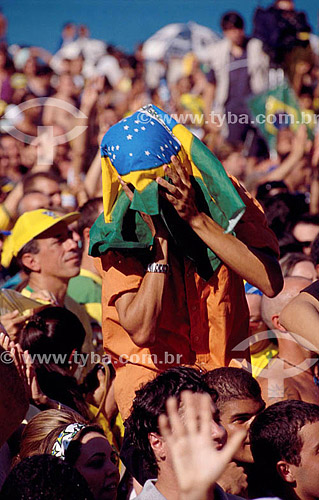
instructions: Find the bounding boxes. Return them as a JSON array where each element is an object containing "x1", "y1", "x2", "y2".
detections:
[
  {"x1": 89, "y1": 105, "x2": 245, "y2": 280},
  {"x1": 248, "y1": 82, "x2": 314, "y2": 151}
]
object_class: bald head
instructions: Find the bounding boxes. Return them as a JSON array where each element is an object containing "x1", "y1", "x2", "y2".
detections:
[
  {"x1": 17, "y1": 192, "x2": 50, "y2": 216},
  {"x1": 261, "y1": 276, "x2": 311, "y2": 330}
]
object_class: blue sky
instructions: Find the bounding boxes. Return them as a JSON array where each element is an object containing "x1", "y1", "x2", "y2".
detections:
[{"x1": 2, "y1": 0, "x2": 318, "y2": 54}]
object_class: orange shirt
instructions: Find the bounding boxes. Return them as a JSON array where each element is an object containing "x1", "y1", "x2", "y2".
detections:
[{"x1": 96, "y1": 177, "x2": 279, "y2": 419}]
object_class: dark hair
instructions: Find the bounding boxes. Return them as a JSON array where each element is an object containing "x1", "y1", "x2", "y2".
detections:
[
  {"x1": 300, "y1": 85, "x2": 313, "y2": 98},
  {"x1": 77, "y1": 197, "x2": 103, "y2": 240},
  {"x1": 20, "y1": 306, "x2": 85, "y2": 363},
  {"x1": 291, "y1": 213, "x2": 319, "y2": 230},
  {"x1": 221, "y1": 12, "x2": 244, "y2": 30},
  {"x1": 125, "y1": 366, "x2": 217, "y2": 476},
  {"x1": 311, "y1": 233, "x2": 319, "y2": 266},
  {"x1": 203, "y1": 367, "x2": 262, "y2": 408},
  {"x1": 19, "y1": 307, "x2": 88, "y2": 418},
  {"x1": 1, "y1": 455, "x2": 94, "y2": 500},
  {"x1": 250, "y1": 400, "x2": 319, "y2": 488},
  {"x1": 17, "y1": 238, "x2": 40, "y2": 274}
]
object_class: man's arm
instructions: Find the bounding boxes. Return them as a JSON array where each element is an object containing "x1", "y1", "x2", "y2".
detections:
[
  {"x1": 114, "y1": 233, "x2": 169, "y2": 347},
  {"x1": 157, "y1": 156, "x2": 283, "y2": 298}
]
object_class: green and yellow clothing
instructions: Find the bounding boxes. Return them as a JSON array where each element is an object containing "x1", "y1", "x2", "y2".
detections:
[{"x1": 68, "y1": 268, "x2": 102, "y2": 325}]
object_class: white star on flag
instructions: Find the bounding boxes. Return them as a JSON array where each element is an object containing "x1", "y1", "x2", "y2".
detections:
[
  {"x1": 124, "y1": 125, "x2": 129, "y2": 130},
  {"x1": 129, "y1": 153, "x2": 133, "y2": 156},
  {"x1": 127, "y1": 135, "x2": 133, "y2": 140},
  {"x1": 116, "y1": 145, "x2": 120, "y2": 150},
  {"x1": 134, "y1": 128, "x2": 139, "y2": 132},
  {"x1": 134, "y1": 120, "x2": 140, "y2": 124},
  {"x1": 150, "y1": 121, "x2": 155, "y2": 125},
  {"x1": 141, "y1": 126, "x2": 146, "y2": 131},
  {"x1": 145, "y1": 150, "x2": 150, "y2": 156},
  {"x1": 111, "y1": 146, "x2": 114, "y2": 151}
]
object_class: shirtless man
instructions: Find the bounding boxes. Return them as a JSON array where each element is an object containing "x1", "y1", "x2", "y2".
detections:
[{"x1": 258, "y1": 276, "x2": 319, "y2": 405}]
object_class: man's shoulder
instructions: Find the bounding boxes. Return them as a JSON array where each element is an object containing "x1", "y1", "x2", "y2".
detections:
[{"x1": 135, "y1": 480, "x2": 167, "y2": 500}]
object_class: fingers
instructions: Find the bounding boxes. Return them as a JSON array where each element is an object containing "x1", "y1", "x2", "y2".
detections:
[
  {"x1": 1, "y1": 310, "x2": 20, "y2": 320},
  {"x1": 161, "y1": 156, "x2": 191, "y2": 193},
  {"x1": 218, "y1": 429, "x2": 247, "y2": 466},
  {"x1": 156, "y1": 177, "x2": 183, "y2": 199},
  {"x1": 10, "y1": 343, "x2": 27, "y2": 388},
  {"x1": 158, "y1": 413, "x2": 171, "y2": 441},
  {"x1": 180, "y1": 391, "x2": 200, "y2": 434},
  {"x1": 159, "y1": 396, "x2": 186, "y2": 441},
  {"x1": 118, "y1": 176, "x2": 134, "y2": 202},
  {"x1": 0, "y1": 322, "x2": 7, "y2": 335},
  {"x1": 198, "y1": 392, "x2": 214, "y2": 438},
  {"x1": 0, "y1": 331, "x2": 10, "y2": 351},
  {"x1": 171, "y1": 155, "x2": 191, "y2": 187}
]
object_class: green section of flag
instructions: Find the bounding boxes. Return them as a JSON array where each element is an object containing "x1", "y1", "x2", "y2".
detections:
[
  {"x1": 190, "y1": 135, "x2": 245, "y2": 232},
  {"x1": 248, "y1": 82, "x2": 314, "y2": 151},
  {"x1": 89, "y1": 119, "x2": 247, "y2": 280},
  {"x1": 89, "y1": 189, "x2": 154, "y2": 257}
]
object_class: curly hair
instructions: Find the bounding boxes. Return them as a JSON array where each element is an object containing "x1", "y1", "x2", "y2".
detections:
[
  {"x1": 1, "y1": 455, "x2": 94, "y2": 500},
  {"x1": 124, "y1": 366, "x2": 217, "y2": 477}
]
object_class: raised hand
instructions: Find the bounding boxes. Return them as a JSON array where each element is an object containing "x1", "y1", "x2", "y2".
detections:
[
  {"x1": 118, "y1": 176, "x2": 170, "y2": 239},
  {"x1": 158, "y1": 391, "x2": 246, "y2": 500},
  {"x1": 156, "y1": 154, "x2": 199, "y2": 223},
  {"x1": 10, "y1": 343, "x2": 48, "y2": 406},
  {"x1": 0, "y1": 311, "x2": 32, "y2": 343}
]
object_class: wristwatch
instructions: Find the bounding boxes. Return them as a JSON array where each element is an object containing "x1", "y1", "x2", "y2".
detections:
[{"x1": 146, "y1": 262, "x2": 169, "y2": 274}]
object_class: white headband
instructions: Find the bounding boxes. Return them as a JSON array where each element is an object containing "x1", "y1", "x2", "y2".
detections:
[{"x1": 51, "y1": 423, "x2": 86, "y2": 460}]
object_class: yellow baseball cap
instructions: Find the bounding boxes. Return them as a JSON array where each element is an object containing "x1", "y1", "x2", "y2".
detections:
[{"x1": 11, "y1": 209, "x2": 80, "y2": 257}]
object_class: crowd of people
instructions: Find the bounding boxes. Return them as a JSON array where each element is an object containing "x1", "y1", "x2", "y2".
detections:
[{"x1": 1, "y1": 0, "x2": 319, "y2": 498}]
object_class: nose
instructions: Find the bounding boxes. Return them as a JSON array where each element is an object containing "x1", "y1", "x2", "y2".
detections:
[
  {"x1": 105, "y1": 461, "x2": 120, "y2": 484},
  {"x1": 65, "y1": 235, "x2": 78, "y2": 251},
  {"x1": 211, "y1": 420, "x2": 227, "y2": 447}
]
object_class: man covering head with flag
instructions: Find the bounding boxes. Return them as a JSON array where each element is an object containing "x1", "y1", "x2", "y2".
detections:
[{"x1": 90, "y1": 105, "x2": 283, "y2": 420}]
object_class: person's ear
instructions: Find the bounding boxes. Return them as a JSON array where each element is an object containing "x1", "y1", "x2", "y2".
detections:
[
  {"x1": 272, "y1": 314, "x2": 287, "y2": 332},
  {"x1": 21, "y1": 252, "x2": 41, "y2": 273},
  {"x1": 82, "y1": 227, "x2": 90, "y2": 249},
  {"x1": 148, "y1": 432, "x2": 166, "y2": 459},
  {"x1": 277, "y1": 461, "x2": 296, "y2": 484}
]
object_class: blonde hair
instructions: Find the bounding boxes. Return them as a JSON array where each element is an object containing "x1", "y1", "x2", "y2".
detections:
[{"x1": 18, "y1": 409, "x2": 86, "y2": 463}]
